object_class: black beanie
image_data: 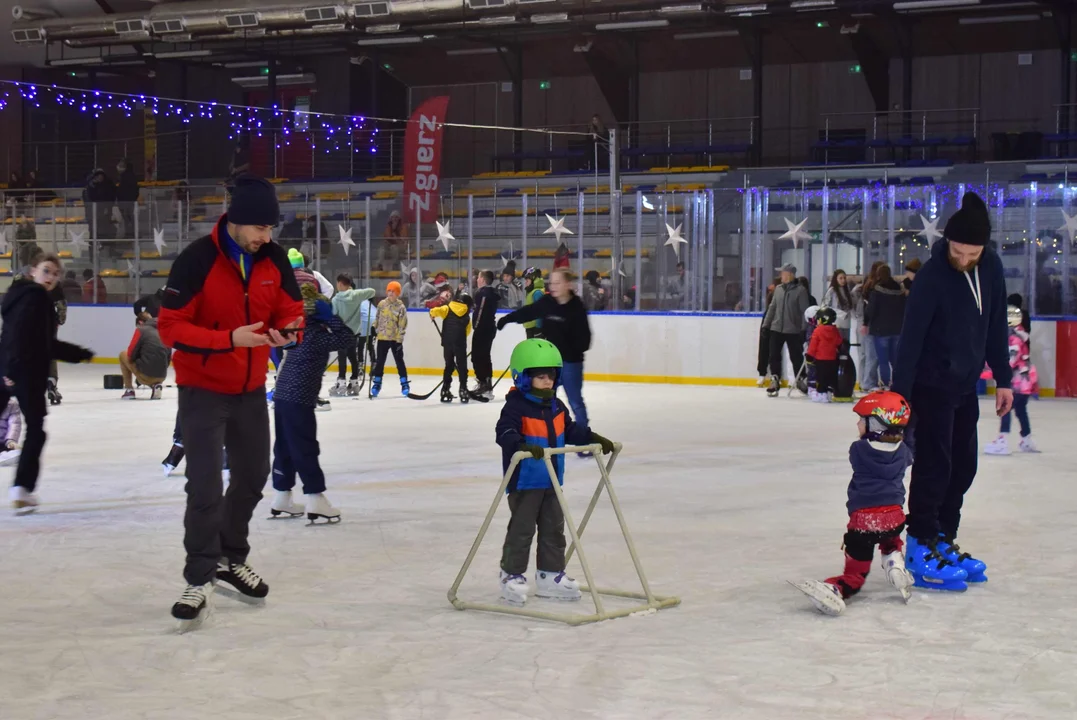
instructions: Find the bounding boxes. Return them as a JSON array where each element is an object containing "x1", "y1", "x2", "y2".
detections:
[
  {"x1": 943, "y1": 192, "x2": 991, "y2": 247},
  {"x1": 227, "y1": 174, "x2": 280, "y2": 227}
]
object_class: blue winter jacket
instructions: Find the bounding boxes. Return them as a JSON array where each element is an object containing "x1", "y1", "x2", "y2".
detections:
[
  {"x1": 892, "y1": 239, "x2": 1012, "y2": 400},
  {"x1": 846, "y1": 439, "x2": 913, "y2": 514},
  {"x1": 274, "y1": 315, "x2": 355, "y2": 407},
  {"x1": 496, "y1": 388, "x2": 592, "y2": 493}
]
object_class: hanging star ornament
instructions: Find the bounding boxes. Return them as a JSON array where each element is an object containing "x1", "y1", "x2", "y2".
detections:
[
  {"x1": 664, "y1": 223, "x2": 687, "y2": 260},
  {"x1": 543, "y1": 214, "x2": 574, "y2": 243},
  {"x1": 0, "y1": 229, "x2": 8, "y2": 255},
  {"x1": 1058, "y1": 209, "x2": 1077, "y2": 243},
  {"x1": 435, "y1": 220, "x2": 455, "y2": 252},
  {"x1": 153, "y1": 227, "x2": 166, "y2": 255},
  {"x1": 337, "y1": 225, "x2": 355, "y2": 256},
  {"x1": 918, "y1": 214, "x2": 943, "y2": 242},
  {"x1": 68, "y1": 229, "x2": 88, "y2": 252},
  {"x1": 611, "y1": 254, "x2": 627, "y2": 278},
  {"x1": 126, "y1": 260, "x2": 136, "y2": 277},
  {"x1": 779, "y1": 217, "x2": 811, "y2": 249},
  {"x1": 500, "y1": 254, "x2": 510, "y2": 269}
]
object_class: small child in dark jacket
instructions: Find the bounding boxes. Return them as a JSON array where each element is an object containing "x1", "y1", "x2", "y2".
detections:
[
  {"x1": 806, "y1": 307, "x2": 843, "y2": 402},
  {"x1": 269, "y1": 284, "x2": 354, "y2": 524},
  {"x1": 495, "y1": 338, "x2": 615, "y2": 605},
  {"x1": 792, "y1": 390, "x2": 916, "y2": 615},
  {"x1": 430, "y1": 290, "x2": 473, "y2": 403}
]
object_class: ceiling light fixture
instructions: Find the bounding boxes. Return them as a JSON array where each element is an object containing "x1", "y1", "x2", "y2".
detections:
[
  {"x1": 594, "y1": 19, "x2": 670, "y2": 30},
  {"x1": 958, "y1": 13, "x2": 1039, "y2": 23},
  {"x1": 672, "y1": 29, "x2": 739, "y2": 39},
  {"x1": 353, "y1": 35, "x2": 422, "y2": 45},
  {"x1": 892, "y1": 0, "x2": 978, "y2": 10}
]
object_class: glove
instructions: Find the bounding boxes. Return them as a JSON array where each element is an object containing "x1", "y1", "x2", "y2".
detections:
[
  {"x1": 4, "y1": 440, "x2": 17, "y2": 451},
  {"x1": 78, "y1": 348, "x2": 95, "y2": 363},
  {"x1": 518, "y1": 443, "x2": 544, "y2": 460},
  {"x1": 312, "y1": 300, "x2": 333, "y2": 323},
  {"x1": 496, "y1": 316, "x2": 508, "y2": 331},
  {"x1": 590, "y1": 432, "x2": 615, "y2": 455}
]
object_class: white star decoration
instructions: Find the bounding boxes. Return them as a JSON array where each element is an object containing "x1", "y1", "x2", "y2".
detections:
[
  {"x1": 337, "y1": 225, "x2": 355, "y2": 256},
  {"x1": 1058, "y1": 209, "x2": 1077, "y2": 243},
  {"x1": 918, "y1": 214, "x2": 943, "y2": 242},
  {"x1": 664, "y1": 223, "x2": 687, "y2": 260},
  {"x1": 500, "y1": 254, "x2": 510, "y2": 270},
  {"x1": 153, "y1": 227, "x2": 166, "y2": 255},
  {"x1": 543, "y1": 214, "x2": 574, "y2": 243},
  {"x1": 68, "y1": 229, "x2": 88, "y2": 252},
  {"x1": 779, "y1": 217, "x2": 811, "y2": 249},
  {"x1": 611, "y1": 254, "x2": 626, "y2": 278},
  {"x1": 126, "y1": 260, "x2": 136, "y2": 277},
  {"x1": 0, "y1": 229, "x2": 7, "y2": 255},
  {"x1": 435, "y1": 220, "x2": 455, "y2": 252}
]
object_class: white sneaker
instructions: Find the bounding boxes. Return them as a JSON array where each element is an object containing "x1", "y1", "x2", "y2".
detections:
[
  {"x1": 9, "y1": 485, "x2": 38, "y2": 515},
  {"x1": 1019, "y1": 436, "x2": 1040, "y2": 453},
  {"x1": 499, "y1": 570, "x2": 529, "y2": 605},
  {"x1": 534, "y1": 569, "x2": 582, "y2": 601},
  {"x1": 305, "y1": 493, "x2": 341, "y2": 524},
  {"x1": 268, "y1": 490, "x2": 304, "y2": 518},
  {"x1": 881, "y1": 550, "x2": 914, "y2": 603},
  {"x1": 984, "y1": 435, "x2": 1011, "y2": 455},
  {"x1": 789, "y1": 579, "x2": 845, "y2": 615}
]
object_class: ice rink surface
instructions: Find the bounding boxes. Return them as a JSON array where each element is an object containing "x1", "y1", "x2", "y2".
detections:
[{"x1": 1, "y1": 364, "x2": 1075, "y2": 720}]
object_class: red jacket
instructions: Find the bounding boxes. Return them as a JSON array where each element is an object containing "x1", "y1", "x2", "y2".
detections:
[
  {"x1": 808, "y1": 324, "x2": 843, "y2": 362},
  {"x1": 158, "y1": 217, "x2": 303, "y2": 395}
]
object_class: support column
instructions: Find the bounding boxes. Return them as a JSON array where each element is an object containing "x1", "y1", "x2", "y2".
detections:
[
  {"x1": 746, "y1": 29, "x2": 763, "y2": 166},
  {"x1": 1056, "y1": 8, "x2": 1073, "y2": 143}
]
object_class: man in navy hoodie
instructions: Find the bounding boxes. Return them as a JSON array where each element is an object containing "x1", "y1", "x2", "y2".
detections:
[{"x1": 892, "y1": 192, "x2": 1013, "y2": 591}]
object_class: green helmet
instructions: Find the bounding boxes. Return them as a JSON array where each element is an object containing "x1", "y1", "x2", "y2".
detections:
[{"x1": 510, "y1": 339, "x2": 562, "y2": 391}]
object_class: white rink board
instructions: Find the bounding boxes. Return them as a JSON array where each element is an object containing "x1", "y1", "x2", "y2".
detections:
[{"x1": 0, "y1": 365, "x2": 1074, "y2": 719}]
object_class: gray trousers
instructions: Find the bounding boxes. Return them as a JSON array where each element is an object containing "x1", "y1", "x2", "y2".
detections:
[
  {"x1": 179, "y1": 386, "x2": 270, "y2": 586},
  {"x1": 500, "y1": 488, "x2": 566, "y2": 575}
]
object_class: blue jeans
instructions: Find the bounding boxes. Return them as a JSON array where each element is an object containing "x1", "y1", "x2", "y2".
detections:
[
  {"x1": 999, "y1": 393, "x2": 1031, "y2": 437},
  {"x1": 874, "y1": 335, "x2": 900, "y2": 387},
  {"x1": 860, "y1": 333, "x2": 878, "y2": 390},
  {"x1": 559, "y1": 361, "x2": 589, "y2": 432}
]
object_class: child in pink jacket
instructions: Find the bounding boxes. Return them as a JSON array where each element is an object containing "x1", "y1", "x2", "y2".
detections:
[{"x1": 984, "y1": 304, "x2": 1038, "y2": 455}]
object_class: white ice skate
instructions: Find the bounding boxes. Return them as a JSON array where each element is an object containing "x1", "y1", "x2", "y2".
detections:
[
  {"x1": 756, "y1": 376, "x2": 766, "y2": 387},
  {"x1": 0, "y1": 448, "x2": 21, "y2": 467},
  {"x1": 1019, "y1": 436, "x2": 1041, "y2": 453},
  {"x1": 171, "y1": 581, "x2": 214, "y2": 633},
  {"x1": 9, "y1": 485, "x2": 38, "y2": 515},
  {"x1": 499, "y1": 570, "x2": 529, "y2": 605},
  {"x1": 881, "y1": 551, "x2": 914, "y2": 603},
  {"x1": 535, "y1": 570, "x2": 582, "y2": 601},
  {"x1": 328, "y1": 379, "x2": 347, "y2": 398},
  {"x1": 305, "y1": 493, "x2": 341, "y2": 525},
  {"x1": 268, "y1": 490, "x2": 305, "y2": 519},
  {"x1": 151, "y1": 384, "x2": 164, "y2": 400},
  {"x1": 789, "y1": 580, "x2": 845, "y2": 616},
  {"x1": 984, "y1": 435, "x2": 1011, "y2": 456}
]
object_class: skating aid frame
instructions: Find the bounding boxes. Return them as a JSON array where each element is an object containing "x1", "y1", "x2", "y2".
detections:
[{"x1": 447, "y1": 443, "x2": 680, "y2": 626}]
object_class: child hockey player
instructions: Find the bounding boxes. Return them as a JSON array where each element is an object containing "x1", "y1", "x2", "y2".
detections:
[
  {"x1": 329, "y1": 272, "x2": 376, "y2": 397},
  {"x1": 269, "y1": 285, "x2": 354, "y2": 523},
  {"x1": 430, "y1": 290, "x2": 473, "y2": 403},
  {"x1": 0, "y1": 398, "x2": 22, "y2": 467},
  {"x1": 984, "y1": 304, "x2": 1040, "y2": 455},
  {"x1": 807, "y1": 307, "x2": 843, "y2": 403},
  {"x1": 791, "y1": 390, "x2": 917, "y2": 615},
  {"x1": 496, "y1": 338, "x2": 615, "y2": 605},
  {"x1": 522, "y1": 267, "x2": 545, "y2": 339},
  {"x1": 0, "y1": 253, "x2": 94, "y2": 513},
  {"x1": 371, "y1": 280, "x2": 409, "y2": 397},
  {"x1": 471, "y1": 270, "x2": 500, "y2": 400}
]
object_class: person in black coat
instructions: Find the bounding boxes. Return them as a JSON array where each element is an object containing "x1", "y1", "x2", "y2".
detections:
[
  {"x1": 863, "y1": 265, "x2": 906, "y2": 387},
  {"x1": 471, "y1": 269, "x2": 500, "y2": 398},
  {"x1": 0, "y1": 254, "x2": 94, "y2": 513},
  {"x1": 115, "y1": 159, "x2": 140, "y2": 239},
  {"x1": 892, "y1": 192, "x2": 1012, "y2": 589},
  {"x1": 498, "y1": 268, "x2": 594, "y2": 456},
  {"x1": 83, "y1": 169, "x2": 117, "y2": 240}
]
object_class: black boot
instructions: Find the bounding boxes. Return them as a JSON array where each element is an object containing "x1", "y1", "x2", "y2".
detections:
[{"x1": 459, "y1": 382, "x2": 469, "y2": 404}]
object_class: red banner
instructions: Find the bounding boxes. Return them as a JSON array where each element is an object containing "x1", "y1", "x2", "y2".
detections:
[{"x1": 403, "y1": 95, "x2": 450, "y2": 224}]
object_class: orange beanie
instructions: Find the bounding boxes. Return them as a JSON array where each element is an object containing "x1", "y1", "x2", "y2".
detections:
[{"x1": 387, "y1": 281, "x2": 402, "y2": 294}]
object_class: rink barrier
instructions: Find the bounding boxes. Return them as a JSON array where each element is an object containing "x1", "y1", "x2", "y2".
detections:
[{"x1": 447, "y1": 442, "x2": 681, "y2": 626}]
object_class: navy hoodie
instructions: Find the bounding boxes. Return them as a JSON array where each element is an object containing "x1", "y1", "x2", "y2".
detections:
[
  {"x1": 846, "y1": 439, "x2": 913, "y2": 514},
  {"x1": 892, "y1": 239, "x2": 1012, "y2": 400}
]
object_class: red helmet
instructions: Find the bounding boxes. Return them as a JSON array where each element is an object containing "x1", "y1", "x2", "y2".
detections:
[{"x1": 853, "y1": 390, "x2": 911, "y2": 429}]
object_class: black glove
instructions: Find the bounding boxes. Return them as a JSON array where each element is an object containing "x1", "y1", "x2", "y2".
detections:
[
  {"x1": 518, "y1": 443, "x2": 544, "y2": 460},
  {"x1": 78, "y1": 348, "x2": 95, "y2": 363},
  {"x1": 590, "y1": 432, "x2": 615, "y2": 455},
  {"x1": 496, "y1": 316, "x2": 508, "y2": 331}
]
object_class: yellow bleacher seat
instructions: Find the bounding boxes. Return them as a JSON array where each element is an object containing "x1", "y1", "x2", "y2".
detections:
[
  {"x1": 277, "y1": 192, "x2": 297, "y2": 202},
  {"x1": 372, "y1": 191, "x2": 398, "y2": 200},
  {"x1": 496, "y1": 209, "x2": 522, "y2": 217},
  {"x1": 348, "y1": 212, "x2": 367, "y2": 220},
  {"x1": 450, "y1": 209, "x2": 468, "y2": 218},
  {"x1": 649, "y1": 167, "x2": 671, "y2": 173},
  {"x1": 316, "y1": 192, "x2": 350, "y2": 201},
  {"x1": 536, "y1": 187, "x2": 565, "y2": 196},
  {"x1": 196, "y1": 195, "x2": 225, "y2": 204},
  {"x1": 367, "y1": 175, "x2": 403, "y2": 182},
  {"x1": 457, "y1": 188, "x2": 494, "y2": 197}
]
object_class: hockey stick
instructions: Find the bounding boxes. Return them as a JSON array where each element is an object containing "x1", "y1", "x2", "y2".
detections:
[{"x1": 489, "y1": 364, "x2": 511, "y2": 392}]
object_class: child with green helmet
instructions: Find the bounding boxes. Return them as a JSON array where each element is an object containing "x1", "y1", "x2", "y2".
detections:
[{"x1": 494, "y1": 338, "x2": 615, "y2": 605}]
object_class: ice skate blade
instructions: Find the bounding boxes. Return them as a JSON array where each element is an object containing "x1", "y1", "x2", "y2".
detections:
[
  {"x1": 13, "y1": 504, "x2": 37, "y2": 516},
  {"x1": 911, "y1": 575, "x2": 968, "y2": 592},
  {"x1": 533, "y1": 592, "x2": 582, "y2": 602},
  {"x1": 268, "y1": 509, "x2": 304, "y2": 519},
  {"x1": 499, "y1": 595, "x2": 527, "y2": 607},
  {"x1": 174, "y1": 605, "x2": 211, "y2": 633},
  {"x1": 965, "y1": 571, "x2": 988, "y2": 583},
  {"x1": 306, "y1": 513, "x2": 341, "y2": 526},
  {"x1": 214, "y1": 585, "x2": 267, "y2": 606},
  {"x1": 788, "y1": 580, "x2": 845, "y2": 615}
]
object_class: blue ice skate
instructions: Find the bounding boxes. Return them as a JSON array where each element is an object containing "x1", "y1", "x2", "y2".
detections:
[
  {"x1": 400, "y1": 376, "x2": 410, "y2": 397},
  {"x1": 905, "y1": 535, "x2": 968, "y2": 592},
  {"x1": 371, "y1": 376, "x2": 382, "y2": 398},
  {"x1": 266, "y1": 388, "x2": 274, "y2": 404},
  {"x1": 937, "y1": 535, "x2": 987, "y2": 583}
]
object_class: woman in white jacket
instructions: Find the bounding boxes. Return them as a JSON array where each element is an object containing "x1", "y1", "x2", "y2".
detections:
[{"x1": 821, "y1": 269, "x2": 854, "y2": 342}]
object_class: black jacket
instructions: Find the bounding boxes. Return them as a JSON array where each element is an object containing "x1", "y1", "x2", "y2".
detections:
[
  {"x1": 0, "y1": 280, "x2": 92, "y2": 396},
  {"x1": 503, "y1": 293, "x2": 591, "y2": 363},
  {"x1": 116, "y1": 169, "x2": 140, "y2": 203},
  {"x1": 893, "y1": 239, "x2": 1012, "y2": 399},
  {"x1": 863, "y1": 280, "x2": 906, "y2": 337},
  {"x1": 472, "y1": 286, "x2": 499, "y2": 333}
]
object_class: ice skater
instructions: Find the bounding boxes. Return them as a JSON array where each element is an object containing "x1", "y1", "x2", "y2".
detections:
[
  {"x1": 984, "y1": 304, "x2": 1039, "y2": 456},
  {"x1": 430, "y1": 290, "x2": 473, "y2": 403},
  {"x1": 269, "y1": 285, "x2": 353, "y2": 523},
  {"x1": 370, "y1": 280, "x2": 409, "y2": 398},
  {"x1": 791, "y1": 391, "x2": 915, "y2": 615},
  {"x1": 892, "y1": 191, "x2": 1012, "y2": 592},
  {"x1": 0, "y1": 398, "x2": 23, "y2": 468},
  {"x1": 158, "y1": 174, "x2": 303, "y2": 628},
  {"x1": 0, "y1": 253, "x2": 94, "y2": 514},
  {"x1": 495, "y1": 338, "x2": 614, "y2": 605},
  {"x1": 762, "y1": 263, "x2": 810, "y2": 397},
  {"x1": 806, "y1": 307, "x2": 842, "y2": 403},
  {"x1": 328, "y1": 272, "x2": 375, "y2": 397},
  {"x1": 161, "y1": 412, "x2": 229, "y2": 481},
  {"x1": 470, "y1": 270, "x2": 500, "y2": 400}
]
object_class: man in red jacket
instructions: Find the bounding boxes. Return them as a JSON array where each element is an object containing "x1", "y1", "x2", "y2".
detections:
[{"x1": 158, "y1": 174, "x2": 303, "y2": 627}]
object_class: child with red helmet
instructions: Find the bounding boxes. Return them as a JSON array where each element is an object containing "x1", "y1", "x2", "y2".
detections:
[
  {"x1": 807, "y1": 307, "x2": 843, "y2": 402},
  {"x1": 791, "y1": 390, "x2": 918, "y2": 615}
]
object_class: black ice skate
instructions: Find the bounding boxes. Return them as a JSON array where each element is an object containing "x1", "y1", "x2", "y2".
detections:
[
  {"x1": 766, "y1": 375, "x2": 780, "y2": 397},
  {"x1": 172, "y1": 582, "x2": 214, "y2": 632},
  {"x1": 162, "y1": 443, "x2": 185, "y2": 477},
  {"x1": 440, "y1": 386, "x2": 454, "y2": 403},
  {"x1": 216, "y1": 561, "x2": 269, "y2": 604},
  {"x1": 459, "y1": 382, "x2": 469, "y2": 404},
  {"x1": 47, "y1": 379, "x2": 61, "y2": 406}
]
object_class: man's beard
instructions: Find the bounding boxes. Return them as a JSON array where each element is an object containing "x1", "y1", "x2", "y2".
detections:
[{"x1": 948, "y1": 252, "x2": 980, "y2": 273}]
